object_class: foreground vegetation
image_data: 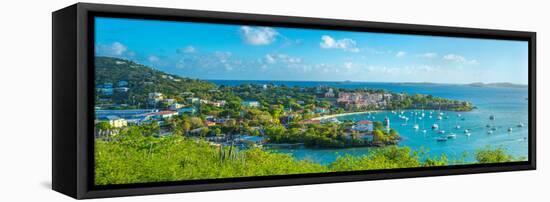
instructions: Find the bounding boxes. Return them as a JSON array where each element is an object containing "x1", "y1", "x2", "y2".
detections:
[{"x1": 95, "y1": 126, "x2": 522, "y2": 185}]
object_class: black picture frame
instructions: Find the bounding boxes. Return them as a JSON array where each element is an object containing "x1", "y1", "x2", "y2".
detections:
[{"x1": 52, "y1": 2, "x2": 536, "y2": 199}]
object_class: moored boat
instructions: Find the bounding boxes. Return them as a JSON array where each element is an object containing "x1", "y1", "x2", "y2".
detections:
[{"x1": 436, "y1": 137, "x2": 447, "y2": 142}]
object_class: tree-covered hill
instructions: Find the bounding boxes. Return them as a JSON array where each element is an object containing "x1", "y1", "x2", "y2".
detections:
[{"x1": 95, "y1": 56, "x2": 216, "y2": 109}]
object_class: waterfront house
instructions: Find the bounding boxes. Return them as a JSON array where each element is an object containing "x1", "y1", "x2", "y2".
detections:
[
  {"x1": 154, "y1": 111, "x2": 178, "y2": 119},
  {"x1": 208, "y1": 100, "x2": 226, "y2": 107},
  {"x1": 148, "y1": 92, "x2": 163, "y2": 100},
  {"x1": 353, "y1": 120, "x2": 374, "y2": 132},
  {"x1": 163, "y1": 98, "x2": 176, "y2": 105},
  {"x1": 137, "y1": 110, "x2": 178, "y2": 120},
  {"x1": 105, "y1": 115, "x2": 128, "y2": 128},
  {"x1": 186, "y1": 97, "x2": 199, "y2": 104},
  {"x1": 241, "y1": 101, "x2": 260, "y2": 107},
  {"x1": 169, "y1": 103, "x2": 185, "y2": 110},
  {"x1": 148, "y1": 92, "x2": 164, "y2": 105}
]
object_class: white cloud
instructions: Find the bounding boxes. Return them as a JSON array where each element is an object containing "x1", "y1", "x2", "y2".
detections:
[
  {"x1": 96, "y1": 42, "x2": 128, "y2": 56},
  {"x1": 264, "y1": 54, "x2": 301, "y2": 65},
  {"x1": 177, "y1": 46, "x2": 196, "y2": 54},
  {"x1": 443, "y1": 54, "x2": 478, "y2": 65},
  {"x1": 213, "y1": 51, "x2": 235, "y2": 71},
  {"x1": 265, "y1": 54, "x2": 276, "y2": 64},
  {"x1": 319, "y1": 35, "x2": 359, "y2": 52},
  {"x1": 110, "y1": 42, "x2": 127, "y2": 55},
  {"x1": 240, "y1": 26, "x2": 278, "y2": 45},
  {"x1": 148, "y1": 55, "x2": 160, "y2": 63},
  {"x1": 344, "y1": 62, "x2": 353, "y2": 70},
  {"x1": 396, "y1": 51, "x2": 407, "y2": 57},
  {"x1": 420, "y1": 52, "x2": 438, "y2": 59}
]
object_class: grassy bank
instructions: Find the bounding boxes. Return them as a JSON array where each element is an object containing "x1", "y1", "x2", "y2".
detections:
[{"x1": 95, "y1": 131, "x2": 522, "y2": 185}]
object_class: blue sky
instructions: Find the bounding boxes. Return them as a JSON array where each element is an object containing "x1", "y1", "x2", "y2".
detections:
[{"x1": 95, "y1": 17, "x2": 528, "y2": 84}]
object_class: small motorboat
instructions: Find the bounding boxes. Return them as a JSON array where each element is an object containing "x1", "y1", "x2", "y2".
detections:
[
  {"x1": 432, "y1": 124, "x2": 439, "y2": 130},
  {"x1": 413, "y1": 124, "x2": 419, "y2": 130},
  {"x1": 438, "y1": 130, "x2": 446, "y2": 134},
  {"x1": 464, "y1": 129, "x2": 470, "y2": 133},
  {"x1": 508, "y1": 128, "x2": 513, "y2": 132},
  {"x1": 489, "y1": 115, "x2": 495, "y2": 120},
  {"x1": 455, "y1": 125, "x2": 461, "y2": 129},
  {"x1": 465, "y1": 132, "x2": 471, "y2": 136},
  {"x1": 437, "y1": 116, "x2": 443, "y2": 120},
  {"x1": 436, "y1": 137, "x2": 447, "y2": 142},
  {"x1": 517, "y1": 123, "x2": 525, "y2": 127},
  {"x1": 487, "y1": 130, "x2": 493, "y2": 134},
  {"x1": 447, "y1": 133, "x2": 457, "y2": 139}
]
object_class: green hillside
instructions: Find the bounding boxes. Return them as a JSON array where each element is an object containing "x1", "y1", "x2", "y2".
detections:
[{"x1": 95, "y1": 57, "x2": 216, "y2": 109}]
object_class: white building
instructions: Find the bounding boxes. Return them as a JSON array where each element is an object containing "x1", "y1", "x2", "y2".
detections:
[
  {"x1": 169, "y1": 103, "x2": 185, "y2": 110},
  {"x1": 106, "y1": 116, "x2": 128, "y2": 128},
  {"x1": 353, "y1": 120, "x2": 374, "y2": 132},
  {"x1": 241, "y1": 101, "x2": 260, "y2": 107}
]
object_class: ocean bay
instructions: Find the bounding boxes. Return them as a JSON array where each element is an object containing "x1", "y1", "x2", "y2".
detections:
[{"x1": 212, "y1": 80, "x2": 529, "y2": 164}]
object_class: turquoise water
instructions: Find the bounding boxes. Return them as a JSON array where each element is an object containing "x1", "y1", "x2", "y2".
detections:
[{"x1": 211, "y1": 80, "x2": 529, "y2": 165}]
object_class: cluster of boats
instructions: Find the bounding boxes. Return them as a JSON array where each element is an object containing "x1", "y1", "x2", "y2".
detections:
[{"x1": 390, "y1": 110, "x2": 526, "y2": 142}]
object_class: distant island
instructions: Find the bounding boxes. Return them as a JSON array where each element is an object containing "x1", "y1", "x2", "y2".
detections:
[{"x1": 467, "y1": 82, "x2": 528, "y2": 88}]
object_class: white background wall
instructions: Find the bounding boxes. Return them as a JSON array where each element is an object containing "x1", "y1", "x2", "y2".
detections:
[{"x1": 0, "y1": 0, "x2": 547, "y2": 201}]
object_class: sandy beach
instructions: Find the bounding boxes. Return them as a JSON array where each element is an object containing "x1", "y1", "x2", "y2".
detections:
[{"x1": 311, "y1": 111, "x2": 377, "y2": 120}]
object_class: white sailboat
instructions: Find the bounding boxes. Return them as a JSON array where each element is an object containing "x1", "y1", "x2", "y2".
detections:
[{"x1": 447, "y1": 133, "x2": 457, "y2": 139}]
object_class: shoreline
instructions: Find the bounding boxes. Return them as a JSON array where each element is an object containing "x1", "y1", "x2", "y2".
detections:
[
  {"x1": 310, "y1": 108, "x2": 475, "y2": 121},
  {"x1": 311, "y1": 111, "x2": 377, "y2": 120}
]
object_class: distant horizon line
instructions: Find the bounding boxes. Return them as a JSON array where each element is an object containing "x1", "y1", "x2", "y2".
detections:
[
  {"x1": 199, "y1": 78, "x2": 528, "y2": 86},
  {"x1": 97, "y1": 56, "x2": 529, "y2": 86}
]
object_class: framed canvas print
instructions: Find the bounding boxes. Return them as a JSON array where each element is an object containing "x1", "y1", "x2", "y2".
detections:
[{"x1": 52, "y1": 3, "x2": 536, "y2": 199}]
